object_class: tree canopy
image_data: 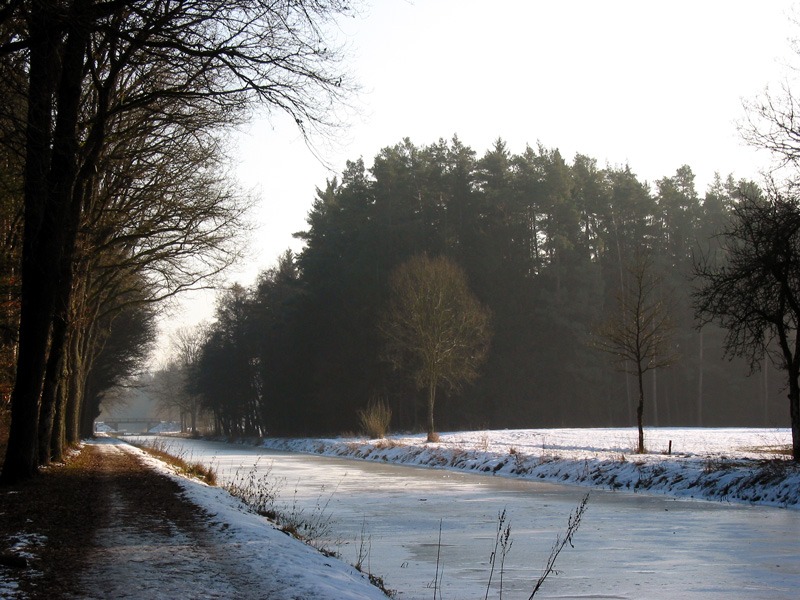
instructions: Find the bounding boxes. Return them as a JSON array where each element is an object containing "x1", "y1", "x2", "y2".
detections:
[{"x1": 189, "y1": 136, "x2": 778, "y2": 438}]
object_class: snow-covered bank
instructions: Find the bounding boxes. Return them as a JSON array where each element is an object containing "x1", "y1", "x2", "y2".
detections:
[
  {"x1": 116, "y1": 439, "x2": 390, "y2": 600},
  {"x1": 248, "y1": 427, "x2": 800, "y2": 509}
]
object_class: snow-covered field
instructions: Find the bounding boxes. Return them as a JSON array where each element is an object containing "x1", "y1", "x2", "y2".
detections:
[{"x1": 252, "y1": 427, "x2": 800, "y2": 508}]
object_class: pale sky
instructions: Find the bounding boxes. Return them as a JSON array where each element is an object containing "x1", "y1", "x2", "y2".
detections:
[{"x1": 157, "y1": 0, "x2": 799, "y2": 359}]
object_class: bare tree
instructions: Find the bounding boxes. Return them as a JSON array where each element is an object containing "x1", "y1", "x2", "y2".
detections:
[
  {"x1": 170, "y1": 324, "x2": 211, "y2": 433},
  {"x1": 694, "y1": 185, "x2": 800, "y2": 461},
  {"x1": 592, "y1": 252, "x2": 676, "y2": 453},
  {"x1": 729, "y1": 31, "x2": 800, "y2": 461},
  {"x1": 36, "y1": 110, "x2": 249, "y2": 462},
  {"x1": 150, "y1": 363, "x2": 189, "y2": 432},
  {"x1": 381, "y1": 255, "x2": 491, "y2": 442},
  {"x1": 77, "y1": 285, "x2": 158, "y2": 441},
  {"x1": 741, "y1": 82, "x2": 800, "y2": 175},
  {"x1": 0, "y1": 0, "x2": 356, "y2": 482}
]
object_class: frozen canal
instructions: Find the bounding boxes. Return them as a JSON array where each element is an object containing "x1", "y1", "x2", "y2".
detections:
[{"x1": 131, "y1": 437, "x2": 800, "y2": 599}]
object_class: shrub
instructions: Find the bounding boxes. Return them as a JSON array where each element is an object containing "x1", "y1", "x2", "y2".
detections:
[
  {"x1": 224, "y1": 461, "x2": 282, "y2": 518},
  {"x1": 225, "y1": 464, "x2": 338, "y2": 553},
  {"x1": 357, "y1": 397, "x2": 392, "y2": 439}
]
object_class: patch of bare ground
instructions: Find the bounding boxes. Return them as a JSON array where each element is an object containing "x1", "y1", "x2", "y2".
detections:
[{"x1": 1, "y1": 442, "x2": 114, "y2": 598}]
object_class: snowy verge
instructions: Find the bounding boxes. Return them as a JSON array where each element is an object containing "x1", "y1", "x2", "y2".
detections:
[
  {"x1": 241, "y1": 427, "x2": 800, "y2": 509},
  {"x1": 103, "y1": 438, "x2": 390, "y2": 600}
]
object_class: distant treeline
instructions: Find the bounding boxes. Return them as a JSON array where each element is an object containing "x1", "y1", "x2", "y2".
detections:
[{"x1": 187, "y1": 137, "x2": 786, "y2": 436}]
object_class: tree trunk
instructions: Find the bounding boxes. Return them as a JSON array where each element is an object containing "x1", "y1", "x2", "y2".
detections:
[
  {"x1": 636, "y1": 366, "x2": 645, "y2": 454},
  {"x1": 2, "y1": 6, "x2": 88, "y2": 483},
  {"x1": 37, "y1": 308, "x2": 69, "y2": 465},
  {"x1": 1, "y1": 10, "x2": 62, "y2": 483},
  {"x1": 426, "y1": 376, "x2": 437, "y2": 442},
  {"x1": 50, "y1": 370, "x2": 68, "y2": 463},
  {"x1": 80, "y1": 388, "x2": 100, "y2": 439},
  {"x1": 763, "y1": 358, "x2": 770, "y2": 425},
  {"x1": 697, "y1": 330, "x2": 704, "y2": 426},
  {"x1": 65, "y1": 331, "x2": 83, "y2": 445},
  {"x1": 3, "y1": 285, "x2": 53, "y2": 481},
  {"x1": 76, "y1": 298, "x2": 106, "y2": 442},
  {"x1": 790, "y1": 368, "x2": 800, "y2": 462}
]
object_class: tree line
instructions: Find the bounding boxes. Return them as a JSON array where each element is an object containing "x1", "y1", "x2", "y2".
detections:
[
  {"x1": 0, "y1": 0, "x2": 355, "y2": 483},
  {"x1": 166, "y1": 136, "x2": 786, "y2": 439}
]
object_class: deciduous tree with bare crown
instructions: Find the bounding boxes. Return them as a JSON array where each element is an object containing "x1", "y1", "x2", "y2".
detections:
[
  {"x1": 0, "y1": 0, "x2": 357, "y2": 482},
  {"x1": 592, "y1": 251, "x2": 677, "y2": 453},
  {"x1": 381, "y1": 255, "x2": 491, "y2": 442}
]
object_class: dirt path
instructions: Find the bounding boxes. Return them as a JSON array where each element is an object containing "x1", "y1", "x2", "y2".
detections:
[{"x1": 1, "y1": 440, "x2": 275, "y2": 599}]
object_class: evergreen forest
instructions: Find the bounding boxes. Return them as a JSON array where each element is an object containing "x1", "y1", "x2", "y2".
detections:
[{"x1": 185, "y1": 137, "x2": 786, "y2": 436}]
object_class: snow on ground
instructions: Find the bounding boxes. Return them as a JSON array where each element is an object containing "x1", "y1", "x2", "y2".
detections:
[
  {"x1": 0, "y1": 533, "x2": 45, "y2": 599},
  {"x1": 251, "y1": 427, "x2": 800, "y2": 509},
  {"x1": 5, "y1": 429, "x2": 794, "y2": 599},
  {"x1": 119, "y1": 440, "x2": 390, "y2": 600}
]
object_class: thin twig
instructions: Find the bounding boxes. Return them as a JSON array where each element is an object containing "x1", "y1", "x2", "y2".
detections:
[
  {"x1": 528, "y1": 493, "x2": 589, "y2": 599},
  {"x1": 433, "y1": 518, "x2": 443, "y2": 600}
]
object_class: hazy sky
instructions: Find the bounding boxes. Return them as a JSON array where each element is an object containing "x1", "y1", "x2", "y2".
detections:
[{"x1": 159, "y1": 0, "x2": 799, "y2": 356}]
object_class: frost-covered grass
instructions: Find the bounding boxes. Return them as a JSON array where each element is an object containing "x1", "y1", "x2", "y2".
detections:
[{"x1": 252, "y1": 427, "x2": 800, "y2": 508}]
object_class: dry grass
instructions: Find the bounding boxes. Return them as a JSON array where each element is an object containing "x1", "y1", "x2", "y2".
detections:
[
  {"x1": 746, "y1": 445, "x2": 793, "y2": 458},
  {"x1": 357, "y1": 398, "x2": 392, "y2": 439},
  {"x1": 375, "y1": 438, "x2": 406, "y2": 450},
  {"x1": 133, "y1": 438, "x2": 217, "y2": 486},
  {"x1": 703, "y1": 456, "x2": 734, "y2": 474}
]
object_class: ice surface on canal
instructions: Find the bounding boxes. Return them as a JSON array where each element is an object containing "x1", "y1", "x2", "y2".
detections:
[{"x1": 135, "y1": 434, "x2": 800, "y2": 600}]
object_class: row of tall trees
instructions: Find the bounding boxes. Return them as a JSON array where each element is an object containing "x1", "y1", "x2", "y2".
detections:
[
  {"x1": 0, "y1": 0, "x2": 355, "y2": 483},
  {"x1": 183, "y1": 136, "x2": 785, "y2": 438}
]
